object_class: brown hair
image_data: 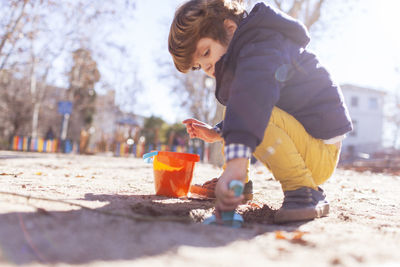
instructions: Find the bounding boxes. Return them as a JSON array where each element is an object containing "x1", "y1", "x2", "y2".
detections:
[{"x1": 168, "y1": 0, "x2": 246, "y2": 73}]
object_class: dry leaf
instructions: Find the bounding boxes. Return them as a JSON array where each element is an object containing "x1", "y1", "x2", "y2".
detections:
[
  {"x1": 292, "y1": 230, "x2": 306, "y2": 240},
  {"x1": 275, "y1": 231, "x2": 287, "y2": 240},
  {"x1": 248, "y1": 202, "x2": 262, "y2": 208},
  {"x1": 275, "y1": 230, "x2": 307, "y2": 241}
]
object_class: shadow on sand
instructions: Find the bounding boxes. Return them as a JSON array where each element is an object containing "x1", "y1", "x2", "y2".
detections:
[{"x1": 0, "y1": 192, "x2": 308, "y2": 265}]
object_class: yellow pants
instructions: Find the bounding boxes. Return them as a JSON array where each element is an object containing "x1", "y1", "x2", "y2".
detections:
[{"x1": 224, "y1": 107, "x2": 340, "y2": 192}]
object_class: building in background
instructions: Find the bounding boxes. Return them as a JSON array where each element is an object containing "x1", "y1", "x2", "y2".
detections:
[
  {"x1": 340, "y1": 84, "x2": 386, "y2": 160},
  {"x1": 91, "y1": 89, "x2": 144, "y2": 153}
]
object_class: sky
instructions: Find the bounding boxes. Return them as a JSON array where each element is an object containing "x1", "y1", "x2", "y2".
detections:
[
  {"x1": 119, "y1": 0, "x2": 400, "y2": 123},
  {"x1": 313, "y1": 0, "x2": 400, "y2": 91},
  {"x1": 126, "y1": 0, "x2": 183, "y2": 122}
]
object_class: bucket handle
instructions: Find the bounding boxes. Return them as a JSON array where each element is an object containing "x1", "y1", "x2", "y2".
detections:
[{"x1": 142, "y1": 151, "x2": 158, "y2": 163}]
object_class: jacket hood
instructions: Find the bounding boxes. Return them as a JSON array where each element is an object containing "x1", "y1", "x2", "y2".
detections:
[
  {"x1": 244, "y1": 3, "x2": 310, "y2": 47},
  {"x1": 215, "y1": 2, "x2": 310, "y2": 105}
]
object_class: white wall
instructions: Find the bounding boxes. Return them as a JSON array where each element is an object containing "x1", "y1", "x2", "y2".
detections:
[{"x1": 341, "y1": 85, "x2": 385, "y2": 155}]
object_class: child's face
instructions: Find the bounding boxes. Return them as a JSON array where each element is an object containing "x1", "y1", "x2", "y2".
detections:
[
  {"x1": 191, "y1": 37, "x2": 228, "y2": 78},
  {"x1": 191, "y1": 19, "x2": 237, "y2": 78}
]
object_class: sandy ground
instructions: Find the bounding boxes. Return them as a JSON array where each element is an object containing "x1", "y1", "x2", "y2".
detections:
[{"x1": 0, "y1": 150, "x2": 399, "y2": 267}]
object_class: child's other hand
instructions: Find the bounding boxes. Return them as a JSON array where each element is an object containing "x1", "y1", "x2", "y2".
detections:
[
  {"x1": 214, "y1": 158, "x2": 247, "y2": 216},
  {"x1": 182, "y1": 118, "x2": 223, "y2": 143}
]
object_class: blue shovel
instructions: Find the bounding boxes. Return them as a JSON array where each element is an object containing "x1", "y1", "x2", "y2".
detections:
[{"x1": 203, "y1": 180, "x2": 244, "y2": 228}]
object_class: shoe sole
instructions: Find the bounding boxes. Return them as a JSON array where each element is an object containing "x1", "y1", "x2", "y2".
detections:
[
  {"x1": 189, "y1": 184, "x2": 253, "y2": 202},
  {"x1": 274, "y1": 202, "x2": 329, "y2": 224},
  {"x1": 189, "y1": 184, "x2": 216, "y2": 198}
]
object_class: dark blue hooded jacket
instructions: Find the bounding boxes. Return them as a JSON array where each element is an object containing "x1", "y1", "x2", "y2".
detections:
[{"x1": 214, "y1": 3, "x2": 353, "y2": 151}]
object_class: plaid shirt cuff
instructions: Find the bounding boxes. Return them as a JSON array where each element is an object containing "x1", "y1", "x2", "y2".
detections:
[{"x1": 224, "y1": 143, "x2": 252, "y2": 162}]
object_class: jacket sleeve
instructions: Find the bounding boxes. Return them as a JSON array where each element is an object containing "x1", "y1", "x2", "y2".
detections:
[{"x1": 222, "y1": 36, "x2": 284, "y2": 151}]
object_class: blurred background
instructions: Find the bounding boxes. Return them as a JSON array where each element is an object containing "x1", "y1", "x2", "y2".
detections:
[{"x1": 1, "y1": 0, "x2": 399, "y2": 171}]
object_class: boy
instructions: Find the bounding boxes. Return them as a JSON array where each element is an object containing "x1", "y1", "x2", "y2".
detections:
[{"x1": 168, "y1": 0, "x2": 352, "y2": 223}]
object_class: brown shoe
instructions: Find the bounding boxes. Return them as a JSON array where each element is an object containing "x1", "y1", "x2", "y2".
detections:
[
  {"x1": 190, "y1": 178, "x2": 253, "y2": 201},
  {"x1": 274, "y1": 187, "x2": 329, "y2": 224}
]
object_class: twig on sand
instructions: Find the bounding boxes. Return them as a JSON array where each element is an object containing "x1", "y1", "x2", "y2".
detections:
[{"x1": 0, "y1": 191, "x2": 192, "y2": 223}]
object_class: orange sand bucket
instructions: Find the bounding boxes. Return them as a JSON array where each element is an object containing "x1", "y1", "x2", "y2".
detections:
[{"x1": 143, "y1": 151, "x2": 200, "y2": 197}]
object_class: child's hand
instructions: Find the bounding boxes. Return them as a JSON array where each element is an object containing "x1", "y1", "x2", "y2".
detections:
[
  {"x1": 182, "y1": 118, "x2": 223, "y2": 143},
  {"x1": 214, "y1": 158, "x2": 247, "y2": 216}
]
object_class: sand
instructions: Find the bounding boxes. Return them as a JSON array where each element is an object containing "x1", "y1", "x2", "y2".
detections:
[{"x1": 0, "y1": 150, "x2": 399, "y2": 267}]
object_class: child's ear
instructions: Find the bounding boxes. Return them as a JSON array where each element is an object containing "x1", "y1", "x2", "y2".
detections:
[{"x1": 224, "y1": 19, "x2": 237, "y2": 40}]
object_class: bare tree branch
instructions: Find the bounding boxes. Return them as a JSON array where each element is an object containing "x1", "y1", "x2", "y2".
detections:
[
  {"x1": 273, "y1": 0, "x2": 283, "y2": 10},
  {"x1": 0, "y1": 0, "x2": 29, "y2": 57},
  {"x1": 287, "y1": 0, "x2": 306, "y2": 19},
  {"x1": 305, "y1": 0, "x2": 325, "y2": 29}
]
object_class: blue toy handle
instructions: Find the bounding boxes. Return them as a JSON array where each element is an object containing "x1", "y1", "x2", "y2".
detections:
[
  {"x1": 142, "y1": 151, "x2": 158, "y2": 163},
  {"x1": 221, "y1": 180, "x2": 244, "y2": 220},
  {"x1": 203, "y1": 180, "x2": 244, "y2": 228},
  {"x1": 228, "y1": 180, "x2": 244, "y2": 197}
]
